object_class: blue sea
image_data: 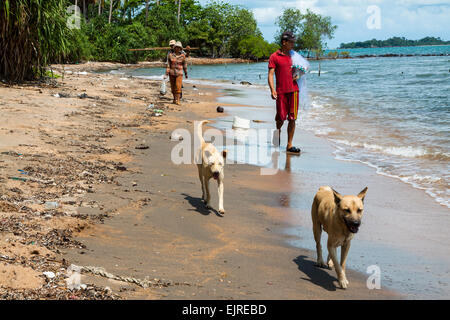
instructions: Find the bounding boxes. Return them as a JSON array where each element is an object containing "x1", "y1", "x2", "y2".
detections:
[{"x1": 119, "y1": 45, "x2": 450, "y2": 209}]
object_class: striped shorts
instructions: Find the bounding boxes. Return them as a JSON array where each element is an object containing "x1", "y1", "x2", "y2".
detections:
[{"x1": 275, "y1": 91, "x2": 299, "y2": 121}]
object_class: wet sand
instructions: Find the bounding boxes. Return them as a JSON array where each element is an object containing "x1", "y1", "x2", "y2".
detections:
[{"x1": 0, "y1": 63, "x2": 400, "y2": 299}]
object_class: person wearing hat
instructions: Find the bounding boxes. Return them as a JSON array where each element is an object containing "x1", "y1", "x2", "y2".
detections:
[
  {"x1": 166, "y1": 41, "x2": 188, "y2": 105},
  {"x1": 267, "y1": 30, "x2": 301, "y2": 154},
  {"x1": 166, "y1": 39, "x2": 176, "y2": 64}
]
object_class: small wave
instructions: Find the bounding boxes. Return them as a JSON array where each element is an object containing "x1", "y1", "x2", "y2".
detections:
[
  {"x1": 332, "y1": 151, "x2": 450, "y2": 209},
  {"x1": 331, "y1": 140, "x2": 433, "y2": 158}
]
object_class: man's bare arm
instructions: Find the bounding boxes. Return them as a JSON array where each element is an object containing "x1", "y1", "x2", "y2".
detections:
[{"x1": 268, "y1": 68, "x2": 277, "y2": 100}]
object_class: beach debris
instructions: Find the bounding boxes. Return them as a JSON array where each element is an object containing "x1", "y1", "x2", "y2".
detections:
[
  {"x1": 18, "y1": 169, "x2": 28, "y2": 175},
  {"x1": 216, "y1": 106, "x2": 224, "y2": 113},
  {"x1": 160, "y1": 76, "x2": 167, "y2": 95},
  {"x1": 146, "y1": 103, "x2": 155, "y2": 110},
  {"x1": 75, "y1": 71, "x2": 88, "y2": 75},
  {"x1": 115, "y1": 165, "x2": 127, "y2": 171},
  {"x1": 252, "y1": 120, "x2": 267, "y2": 123},
  {"x1": 43, "y1": 271, "x2": 56, "y2": 279},
  {"x1": 78, "y1": 93, "x2": 88, "y2": 99},
  {"x1": 135, "y1": 144, "x2": 149, "y2": 150},
  {"x1": 119, "y1": 78, "x2": 129, "y2": 81},
  {"x1": 152, "y1": 109, "x2": 164, "y2": 117},
  {"x1": 70, "y1": 264, "x2": 189, "y2": 289},
  {"x1": 44, "y1": 201, "x2": 59, "y2": 209},
  {"x1": 240, "y1": 81, "x2": 252, "y2": 85},
  {"x1": 232, "y1": 116, "x2": 251, "y2": 129},
  {"x1": 53, "y1": 92, "x2": 70, "y2": 98},
  {"x1": 8, "y1": 177, "x2": 27, "y2": 182},
  {"x1": 170, "y1": 133, "x2": 184, "y2": 141},
  {"x1": 66, "y1": 264, "x2": 83, "y2": 290}
]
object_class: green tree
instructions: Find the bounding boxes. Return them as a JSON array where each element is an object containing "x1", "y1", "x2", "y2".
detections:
[
  {"x1": 275, "y1": 8, "x2": 337, "y2": 57},
  {"x1": 0, "y1": 0, "x2": 71, "y2": 82},
  {"x1": 237, "y1": 35, "x2": 279, "y2": 60}
]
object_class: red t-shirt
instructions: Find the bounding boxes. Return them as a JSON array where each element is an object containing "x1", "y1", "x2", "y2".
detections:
[{"x1": 268, "y1": 50, "x2": 299, "y2": 94}]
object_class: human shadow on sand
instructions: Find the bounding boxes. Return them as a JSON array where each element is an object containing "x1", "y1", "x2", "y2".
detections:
[
  {"x1": 293, "y1": 255, "x2": 339, "y2": 291},
  {"x1": 182, "y1": 193, "x2": 223, "y2": 217}
]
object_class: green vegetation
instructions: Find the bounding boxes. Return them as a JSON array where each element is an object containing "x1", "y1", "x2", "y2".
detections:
[
  {"x1": 339, "y1": 36, "x2": 450, "y2": 49},
  {"x1": 275, "y1": 8, "x2": 337, "y2": 58},
  {"x1": 0, "y1": 0, "x2": 70, "y2": 82},
  {"x1": 0, "y1": 0, "x2": 282, "y2": 82}
]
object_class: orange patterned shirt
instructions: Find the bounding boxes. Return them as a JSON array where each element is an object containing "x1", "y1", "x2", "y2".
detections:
[{"x1": 167, "y1": 52, "x2": 187, "y2": 77}]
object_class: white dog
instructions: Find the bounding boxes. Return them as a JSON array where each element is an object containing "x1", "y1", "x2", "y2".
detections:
[{"x1": 196, "y1": 120, "x2": 227, "y2": 214}]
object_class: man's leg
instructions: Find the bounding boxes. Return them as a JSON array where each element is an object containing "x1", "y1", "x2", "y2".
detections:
[
  {"x1": 275, "y1": 120, "x2": 283, "y2": 147},
  {"x1": 285, "y1": 91, "x2": 300, "y2": 153},
  {"x1": 287, "y1": 120, "x2": 295, "y2": 150}
]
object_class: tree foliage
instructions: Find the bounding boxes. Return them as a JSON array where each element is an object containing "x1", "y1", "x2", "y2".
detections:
[
  {"x1": 275, "y1": 8, "x2": 337, "y2": 57},
  {"x1": 339, "y1": 36, "x2": 450, "y2": 49},
  {"x1": 1, "y1": 0, "x2": 280, "y2": 82},
  {"x1": 0, "y1": 0, "x2": 71, "y2": 82}
]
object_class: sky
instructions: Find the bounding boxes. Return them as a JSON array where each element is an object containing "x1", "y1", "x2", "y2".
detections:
[{"x1": 198, "y1": 0, "x2": 450, "y2": 48}]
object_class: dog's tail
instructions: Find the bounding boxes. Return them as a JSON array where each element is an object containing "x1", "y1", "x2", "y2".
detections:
[{"x1": 196, "y1": 120, "x2": 209, "y2": 144}]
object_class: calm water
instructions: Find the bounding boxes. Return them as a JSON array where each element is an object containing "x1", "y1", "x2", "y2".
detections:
[{"x1": 124, "y1": 45, "x2": 450, "y2": 208}]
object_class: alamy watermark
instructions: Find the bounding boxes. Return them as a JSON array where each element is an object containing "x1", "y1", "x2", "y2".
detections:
[
  {"x1": 366, "y1": 265, "x2": 381, "y2": 289},
  {"x1": 67, "y1": 5, "x2": 81, "y2": 30},
  {"x1": 366, "y1": 5, "x2": 381, "y2": 30},
  {"x1": 170, "y1": 122, "x2": 282, "y2": 175}
]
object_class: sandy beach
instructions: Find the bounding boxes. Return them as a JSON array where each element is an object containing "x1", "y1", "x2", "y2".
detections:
[{"x1": 0, "y1": 60, "x2": 433, "y2": 299}]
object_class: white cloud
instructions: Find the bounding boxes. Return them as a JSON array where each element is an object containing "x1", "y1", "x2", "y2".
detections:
[{"x1": 199, "y1": 0, "x2": 450, "y2": 47}]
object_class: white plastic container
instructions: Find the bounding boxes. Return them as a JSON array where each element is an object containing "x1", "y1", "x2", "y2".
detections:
[{"x1": 232, "y1": 116, "x2": 251, "y2": 129}]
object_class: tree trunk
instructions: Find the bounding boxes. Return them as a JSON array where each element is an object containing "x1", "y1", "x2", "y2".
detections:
[
  {"x1": 83, "y1": 0, "x2": 86, "y2": 20},
  {"x1": 98, "y1": 0, "x2": 101, "y2": 16},
  {"x1": 108, "y1": 0, "x2": 113, "y2": 24},
  {"x1": 145, "y1": 0, "x2": 149, "y2": 26},
  {"x1": 177, "y1": 0, "x2": 181, "y2": 24}
]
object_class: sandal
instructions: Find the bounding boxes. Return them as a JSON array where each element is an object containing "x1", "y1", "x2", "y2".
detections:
[{"x1": 286, "y1": 146, "x2": 301, "y2": 154}]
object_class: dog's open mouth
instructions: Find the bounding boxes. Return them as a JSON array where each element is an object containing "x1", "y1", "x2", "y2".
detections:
[
  {"x1": 344, "y1": 219, "x2": 360, "y2": 233},
  {"x1": 212, "y1": 172, "x2": 220, "y2": 180}
]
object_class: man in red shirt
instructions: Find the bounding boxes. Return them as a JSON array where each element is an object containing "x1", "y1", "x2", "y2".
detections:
[{"x1": 268, "y1": 31, "x2": 301, "y2": 154}]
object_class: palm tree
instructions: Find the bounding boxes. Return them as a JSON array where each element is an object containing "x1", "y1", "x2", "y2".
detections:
[
  {"x1": 108, "y1": 0, "x2": 113, "y2": 23},
  {"x1": 177, "y1": 0, "x2": 181, "y2": 24},
  {"x1": 145, "y1": 0, "x2": 150, "y2": 26}
]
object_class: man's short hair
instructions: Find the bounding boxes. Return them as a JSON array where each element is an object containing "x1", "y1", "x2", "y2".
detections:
[{"x1": 281, "y1": 31, "x2": 296, "y2": 43}]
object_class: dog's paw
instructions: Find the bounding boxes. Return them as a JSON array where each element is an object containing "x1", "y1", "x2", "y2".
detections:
[
  {"x1": 327, "y1": 260, "x2": 334, "y2": 269},
  {"x1": 218, "y1": 209, "x2": 225, "y2": 215},
  {"x1": 315, "y1": 261, "x2": 327, "y2": 268},
  {"x1": 338, "y1": 277, "x2": 349, "y2": 289}
]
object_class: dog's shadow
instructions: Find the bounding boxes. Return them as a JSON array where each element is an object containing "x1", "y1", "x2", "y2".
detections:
[
  {"x1": 182, "y1": 193, "x2": 223, "y2": 217},
  {"x1": 293, "y1": 255, "x2": 339, "y2": 291}
]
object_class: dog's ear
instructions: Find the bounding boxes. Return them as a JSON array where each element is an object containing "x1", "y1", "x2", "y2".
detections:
[
  {"x1": 331, "y1": 188, "x2": 342, "y2": 205},
  {"x1": 222, "y1": 149, "x2": 227, "y2": 159},
  {"x1": 357, "y1": 187, "x2": 368, "y2": 202}
]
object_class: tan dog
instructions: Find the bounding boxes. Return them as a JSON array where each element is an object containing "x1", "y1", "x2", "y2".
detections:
[
  {"x1": 311, "y1": 186, "x2": 368, "y2": 289},
  {"x1": 196, "y1": 120, "x2": 227, "y2": 214}
]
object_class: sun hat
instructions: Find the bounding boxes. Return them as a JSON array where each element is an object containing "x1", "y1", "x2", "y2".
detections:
[
  {"x1": 175, "y1": 41, "x2": 183, "y2": 48},
  {"x1": 169, "y1": 39, "x2": 176, "y2": 46}
]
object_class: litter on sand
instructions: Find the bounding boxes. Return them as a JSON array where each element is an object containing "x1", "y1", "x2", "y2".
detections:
[{"x1": 232, "y1": 116, "x2": 251, "y2": 129}]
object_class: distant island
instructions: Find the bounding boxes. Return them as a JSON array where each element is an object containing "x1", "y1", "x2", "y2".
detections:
[{"x1": 339, "y1": 37, "x2": 450, "y2": 49}]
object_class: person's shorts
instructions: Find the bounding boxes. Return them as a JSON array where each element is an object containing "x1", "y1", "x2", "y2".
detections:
[{"x1": 276, "y1": 91, "x2": 299, "y2": 121}]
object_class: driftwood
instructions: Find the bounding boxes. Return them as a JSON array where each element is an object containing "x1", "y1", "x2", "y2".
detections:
[{"x1": 128, "y1": 47, "x2": 198, "y2": 51}]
